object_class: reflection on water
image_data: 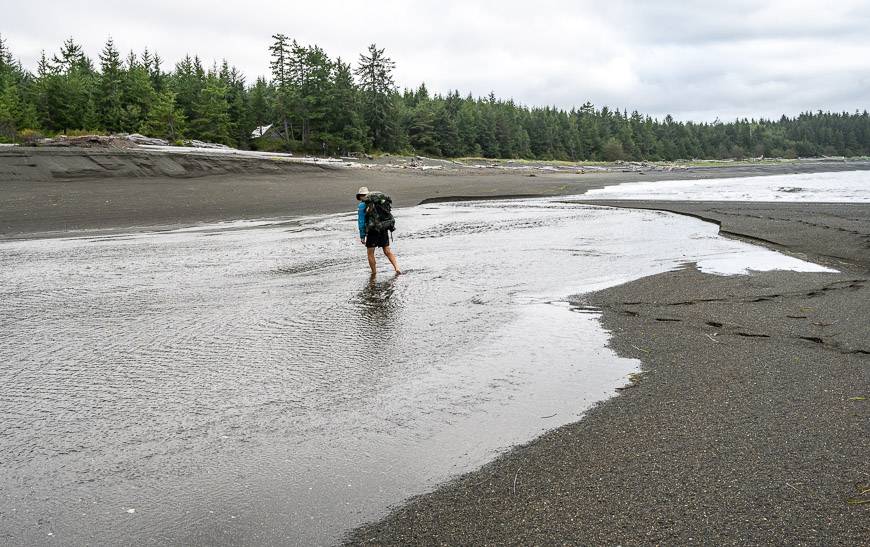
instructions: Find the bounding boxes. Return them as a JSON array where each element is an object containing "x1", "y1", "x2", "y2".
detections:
[
  {"x1": 356, "y1": 275, "x2": 401, "y2": 330},
  {"x1": 0, "y1": 199, "x2": 833, "y2": 545}
]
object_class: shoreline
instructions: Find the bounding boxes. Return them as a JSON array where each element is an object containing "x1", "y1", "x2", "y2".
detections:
[
  {"x1": 2, "y1": 149, "x2": 868, "y2": 543},
  {"x1": 3, "y1": 147, "x2": 870, "y2": 239},
  {"x1": 579, "y1": 201, "x2": 870, "y2": 272},
  {"x1": 348, "y1": 200, "x2": 869, "y2": 544}
]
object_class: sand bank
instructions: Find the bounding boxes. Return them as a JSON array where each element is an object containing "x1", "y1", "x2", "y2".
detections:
[{"x1": 2, "y1": 146, "x2": 869, "y2": 238}]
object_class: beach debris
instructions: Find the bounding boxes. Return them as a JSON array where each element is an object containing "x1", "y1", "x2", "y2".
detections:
[
  {"x1": 32, "y1": 134, "x2": 135, "y2": 148},
  {"x1": 24, "y1": 133, "x2": 232, "y2": 151},
  {"x1": 846, "y1": 482, "x2": 870, "y2": 505},
  {"x1": 847, "y1": 396, "x2": 865, "y2": 401},
  {"x1": 616, "y1": 371, "x2": 647, "y2": 391},
  {"x1": 705, "y1": 333, "x2": 720, "y2": 343},
  {"x1": 123, "y1": 133, "x2": 169, "y2": 146},
  {"x1": 630, "y1": 344, "x2": 650, "y2": 353},
  {"x1": 540, "y1": 413, "x2": 558, "y2": 418},
  {"x1": 183, "y1": 139, "x2": 231, "y2": 150},
  {"x1": 512, "y1": 467, "x2": 522, "y2": 495},
  {"x1": 627, "y1": 372, "x2": 646, "y2": 383},
  {"x1": 126, "y1": 508, "x2": 135, "y2": 514}
]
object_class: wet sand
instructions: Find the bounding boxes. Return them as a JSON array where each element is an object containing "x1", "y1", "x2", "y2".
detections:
[
  {"x1": 2, "y1": 149, "x2": 868, "y2": 543},
  {"x1": 349, "y1": 201, "x2": 869, "y2": 545}
]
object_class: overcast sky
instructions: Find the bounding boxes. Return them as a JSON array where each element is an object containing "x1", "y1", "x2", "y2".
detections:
[{"x1": 4, "y1": 0, "x2": 869, "y2": 122}]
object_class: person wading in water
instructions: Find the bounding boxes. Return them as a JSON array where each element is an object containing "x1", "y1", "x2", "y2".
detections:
[{"x1": 357, "y1": 186, "x2": 401, "y2": 275}]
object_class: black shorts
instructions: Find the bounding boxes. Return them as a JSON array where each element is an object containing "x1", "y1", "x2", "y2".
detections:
[{"x1": 365, "y1": 230, "x2": 391, "y2": 248}]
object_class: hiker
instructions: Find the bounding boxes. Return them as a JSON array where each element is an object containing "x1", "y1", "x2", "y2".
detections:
[{"x1": 356, "y1": 186, "x2": 401, "y2": 275}]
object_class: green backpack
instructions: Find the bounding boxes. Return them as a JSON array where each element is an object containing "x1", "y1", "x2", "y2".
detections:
[{"x1": 364, "y1": 192, "x2": 396, "y2": 232}]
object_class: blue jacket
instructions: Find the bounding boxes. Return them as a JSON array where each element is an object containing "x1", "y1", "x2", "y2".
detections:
[{"x1": 357, "y1": 201, "x2": 367, "y2": 239}]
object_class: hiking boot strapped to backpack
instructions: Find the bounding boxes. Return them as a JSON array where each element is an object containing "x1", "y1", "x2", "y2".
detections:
[{"x1": 363, "y1": 192, "x2": 396, "y2": 233}]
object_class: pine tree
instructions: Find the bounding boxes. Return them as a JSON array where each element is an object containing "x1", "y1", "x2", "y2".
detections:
[
  {"x1": 98, "y1": 37, "x2": 123, "y2": 131},
  {"x1": 150, "y1": 53, "x2": 166, "y2": 92},
  {"x1": 355, "y1": 43, "x2": 397, "y2": 151},
  {"x1": 119, "y1": 50, "x2": 156, "y2": 132},
  {"x1": 52, "y1": 37, "x2": 88, "y2": 73},
  {"x1": 0, "y1": 34, "x2": 13, "y2": 139},
  {"x1": 326, "y1": 58, "x2": 366, "y2": 154},
  {"x1": 171, "y1": 55, "x2": 203, "y2": 123},
  {"x1": 432, "y1": 91, "x2": 461, "y2": 157},
  {"x1": 0, "y1": 84, "x2": 17, "y2": 140},
  {"x1": 476, "y1": 99, "x2": 499, "y2": 158},
  {"x1": 0, "y1": 36, "x2": 38, "y2": 140},
  {"x1": 456, "y1": 95, "x2": 479, "y2": 156},
  {"x1": 0, "y1": 34, "x2": 13, "y2": 78},
  {"x1": 269, "y1": 34, "x2": 291, "y2": 88},
  {"x1": 140, "y1": 89, "x2": 186, "y2": 141},
  {"x1": 295, "y1": 44, "x2": 333, "y2": 149},
  {"x1": 221, "y1": 62, "x2": 250, "y2": 147},
  {"x1": 407, "y1": 100, "x2": 438, "y2": 155},
  {"x1": 269, "y1": 33, "x2": 293, "y2": 145},
  {"x1": 248, "y1": 76, "x2": 273, "y2": 130},
  {"x1": 190, "y1": 74, "x2": 231, "y2": 144},
  {"x1": 42, "y1": 38, "x2": 96, "y2": 132}
]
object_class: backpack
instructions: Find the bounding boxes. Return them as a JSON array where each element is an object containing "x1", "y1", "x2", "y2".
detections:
[{"x1": 364, "y1": 192, "x2": 396, "y2": 232}]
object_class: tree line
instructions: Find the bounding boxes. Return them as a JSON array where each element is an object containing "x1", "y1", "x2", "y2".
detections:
[{"x1": 1, "y1": 33, "x2": 869, "y2": 160}]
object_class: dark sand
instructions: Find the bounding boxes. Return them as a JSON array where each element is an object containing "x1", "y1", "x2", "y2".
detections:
[
  {"x1": 2, "y1": 148, "x2": 868, "y2": 544},
  {"x1": 349, "y1": 202, "x2": 869, "y2": 545},
  {"x1": 2, "y1": 147, "x2": 869, "y2": 238}
]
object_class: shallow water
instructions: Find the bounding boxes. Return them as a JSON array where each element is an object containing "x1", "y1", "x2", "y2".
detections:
[
  {"x1": 582, "y1": 169, "x2": 870, "y2": 202},
  {"x1": 0, "y1": 199, "x2": 833, "y2": 545}
]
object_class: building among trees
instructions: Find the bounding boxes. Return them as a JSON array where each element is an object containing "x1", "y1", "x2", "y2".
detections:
[{"x1": 1, "y1": 33, "x2": 868, "y2": 160}]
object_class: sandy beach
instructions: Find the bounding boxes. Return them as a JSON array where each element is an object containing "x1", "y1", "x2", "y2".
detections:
[
  {"x1": 1, "y1": 148, "x2": 867, "y2": 544},
  {"x1": 349, "y1": 200, "x2": 869, "y2": 545},
  {"x1": 2, "y1": 147, "x2": 868, "y2": 238}
]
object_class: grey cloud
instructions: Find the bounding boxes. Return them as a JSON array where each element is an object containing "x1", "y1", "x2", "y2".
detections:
[{"x1": 619, "y1": 1, "x2": 870, "y2": 44}]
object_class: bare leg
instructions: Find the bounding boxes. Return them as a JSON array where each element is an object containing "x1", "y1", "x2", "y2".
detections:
[
  {"x1": 366, "y1": 247, "x2": 377, "y2": 275},
  {"x1": 383, "y1": 245, "x2": 401, "y2": 274}
]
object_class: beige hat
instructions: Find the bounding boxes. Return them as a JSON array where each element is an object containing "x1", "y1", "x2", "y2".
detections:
[{"x1": 356, "y1": 186, "x2": 369, "y2": 196}]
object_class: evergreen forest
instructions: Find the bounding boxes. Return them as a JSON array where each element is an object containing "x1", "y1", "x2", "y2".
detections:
[{"x1": 1, "y1": 34, "x2": 869, "y2": 160}]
